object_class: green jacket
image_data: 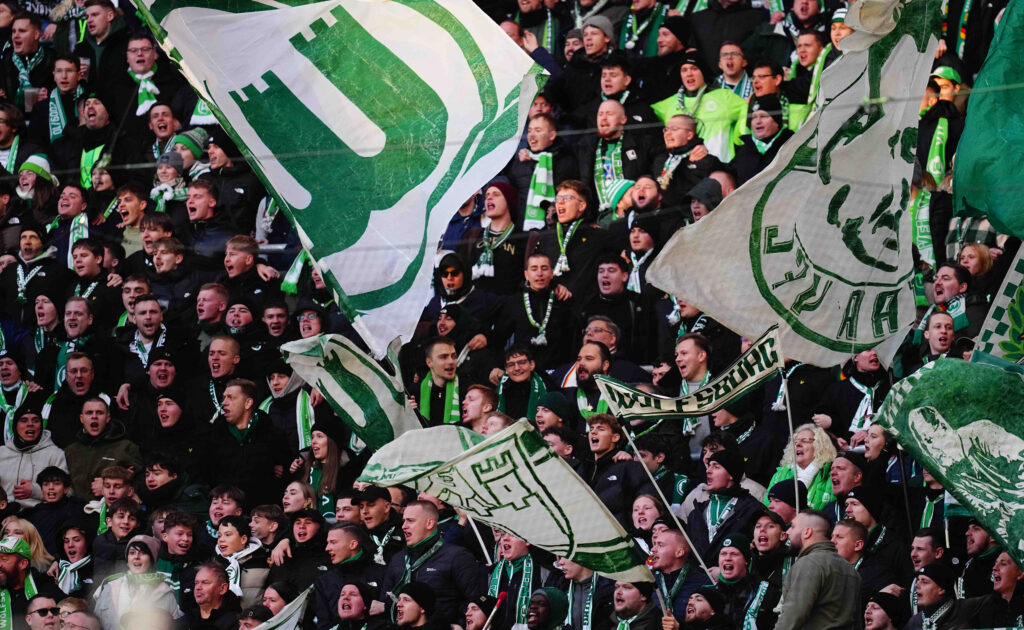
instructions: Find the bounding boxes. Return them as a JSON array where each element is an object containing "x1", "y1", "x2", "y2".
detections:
[
  {"x1": 775, "y1": 541, "x2": 861, "y2": 630},
  {"x1": 652, "y1": 87, "x2": 747, "y2": 161},
  {"x1": 764, "y1": 461, "x2": 834, "y2": 510}
]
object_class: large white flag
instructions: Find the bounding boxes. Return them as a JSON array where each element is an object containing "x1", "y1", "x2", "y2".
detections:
[
  {"x1": 646, "y1": 0, "x2": 940, "y2": 367},
  {"x1": 359, "y1": 420, "x2": 654, "y2": 582},
  {"x1": 134, "y1": 0, "x2": 546, "y2": 355}
]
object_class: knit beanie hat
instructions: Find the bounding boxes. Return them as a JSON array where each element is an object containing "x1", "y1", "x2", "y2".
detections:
[
  {"x1": 399, "y1": 582, "x2": 437, "y2": 616},
  {"x1": 719, "y1": 532, "x2": 752, "y2": 562},
  {"x1": 172, "y1": 127, "x2": 209, "y2": 158},
  {"x1": 694, "y1": 586, "x2": 726, "y2": 615},
  {"x1": 533, "y1": 587, "x2": 569, "y2": 630},
  {"x1": 749, "y1": 94, "x2": 785, "y2": 130},
  {"x1": 127, "y1": 534, "x2": 160, "y2": 563},
  {"x1": 311, "y1": 415, "x2": 347, "y2": 450},
  {"x1": 19, "y1": 154, "x2": 53, "y2": 183},
  {"x1": 836, "y1": 450, "x2": 869, "y2": 474},
  {"x1": 687, "y1": 177, "x2": 723, "y2": 211},
  {"x1": 468, "y1": 594, "x2": 500, "y2": 618},
  {"x1": 582, "y1": 16, "x2": 615, "y2": 42},
  {"x1": 157, "y1": 150, "x2": 185, "y2": 175},
  {"x1": 346, "y1": 581, "x2": 376, "y2": 609},
  {"x1": 708, "y1": 449, "x2": 744, "y2": 483},
  {"x1": 831, "y1": 6, "x2": 848, "y2": 23},
  {"x1": 867, "y1": 591, "x2": 909, "y2": 628},
  {"x1": 846, "y1": 486, "x2": 884, "y2": 521},
  {"x1": 768, "y1": 480, "x2": 808, "y2": 510},
  {"x1": 919, "y1": 562, "x2": 956, "y2": 594},
  {"x1": 606, "y1": 179, "x2": 635, "y2": 210},
  {"x1": 680, "y1": 52, "x2": 712, "y2": 85},
  {"x1": 486, "y1": 181, "x2": 518, "y2": 212},
  {"x1": 661, "y1": 16, "x2": 690, "y2": 46},
  {"x1": 536, "y1": 392, "x2": 571, "y2": 421}
]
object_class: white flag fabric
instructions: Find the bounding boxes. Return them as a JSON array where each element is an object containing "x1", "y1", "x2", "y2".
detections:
[
  {"x1": 281, "y1": 334, "x2": 423, "y2": 450},
  {"x1": 134, "y1": 0, "x2": 546, "y2": 354},
  {"x1": 646, "y1": 0, "x2": 940, "y2": 367},
  {"x1": 255, "y1": 586, "x2": 312, "y2": 630},
  {"x1": 359, "y1": 420, "x2": 654, "y2": 582}
]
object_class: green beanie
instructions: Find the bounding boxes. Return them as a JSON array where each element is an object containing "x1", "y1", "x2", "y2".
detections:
[
  {"x1": 18, "y1": 154, "x2": 52, "y2": 183},
  {"x1": 171, "y1": 127, "x2": 210, "y2": 159}
]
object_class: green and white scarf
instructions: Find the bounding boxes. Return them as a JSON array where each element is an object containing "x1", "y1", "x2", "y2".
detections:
[
  {"x1": 743, "y1": 580, "x2": 770, "y2": 630},
  {"x1": 523, "y1": 290, "x2": 554, "y2": 346},
  {"x1": 680, "y1": 371, "x2": 711, "y2": 433},
  {"x1": 15, "y1": 263, "x2": 43, "y2": 305},
  {"x1": 656, "y1": 566, "x2": 688, "y2": 609},
  {"x1": 392, "y1": 534, "x2": 445, "y2": 618},
  {"x1": 676, "y1": 85, "x2": 708, "y2": 118},
  {"x1": 751, "y1": 129, "x2": 785, "y2": 155},
  {"x1": 616, "y1": 612, "x2": 641, "y2": 630},
  {"x1": 58, "y1": 556, "x2": 91, "y2": 594},
  {"x1": 657, "y1": 150, "x2": 691, "y2": 190},
  {"x1": 705, "y1": 493, "x2": 738, "y2": 540},
  {"x1": 554, "y1": 220, "x2": 581, "y2": 275},
  {"x1": 0, "y1": 382, "x2": 28, "y2": 443},
  {"x1": 594, "y1": 140, "x2": 624, "y2": 210},
  {"x1": 566, "y1": 576, "x2": 597, "y2": 630},
  {"x1": 217, "y1": 540, "x2": 261, "y2": 597},
  {"x1": 259, "y1": 389, "x2": 314, "y2": 450},
  {"x1": 420, "y1": 376, "x2": 460, "y2": 424},
  {"x1": 910, "y1": 190, "x2": 934, "y2": 267},
  {"x1": 11, "y1": 49, "x2": 43, "y2": 108},
  {"x1": 771, "y1": 363, "x2": 804, "y2": 411},
  {"x1": 524, "y1": 151, "x2": 554, "y2": 230},
  {"x1": 674, "y1": 0, "x2": 708, "y2": 13},
  {"x1": 190, "y1": 99, "x2": 218, "y2": 125},
  {"x1": 2, "y1": 135, "x2": 19, "y2": 174},
  {"x1": 129, "y1": 66, "x2": 160, "y2": 115},
  {"x1": 49, "y1": 86, "x2": 84, "y2": 143},
  {"x1": 913, "y1": 295, "x2": 969, "y2": 344},
  {"x1": 150, "y1": 181, "x2": 188, "y2": 213},
  {"x1": 620, "y1": 4, "x2": 667, "y2": 55},
  {"x1": 628, "y1": 250, "x2": 651, "y2": 293},
  {"x1": 472, "y1": 224, "x2": 514, "y2": 279},
  {"x1": 281, "y1": 249, "x2": 309, "y2": 294},
  {"x1": 847, "y1": 377, "x2": 875, "y2": 433},
  {"x1": 497, "y1": 371, "x2": 545, "y2": 420},
  {"x1": 0, "y1": 572, "x2": 39, "y2": 627},
  {"x1": 488, "y1": 554, "x2": 534, "y2": 629},
  {"x1": 576, "y1": 388, "x2": 609, "y2": 419},
  {"x1": 921, "y1": 599, "x2": 953, "y2": 630}
]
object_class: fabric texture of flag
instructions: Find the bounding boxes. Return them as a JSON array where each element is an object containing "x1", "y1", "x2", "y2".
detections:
[
  {"x1": 359, "y1": 420, "x2": 653, "y2": 582},
  {"x1": 281, "y1": 335, "x2": 423, "y2": 451},
  {"x1": 254, "y1": 586, "x2": 312, "y2": 630},
  {"x1": 975, "y1": 248, "x2": 1024, "y2": 362},
  {"x1": 594, "y1": 325, "x2": 783, "y2": 422},
  {"x1": 952, "y1": 0, "x2": 1024, "y2": 239},
  {"x1": 133, "y1": 0, "x2": 547, "y2": 355},
  {"x1": 874, "y1": 359, "x2": 1024, "y2": 568},
  {"x1": 645, "y1": 0, "x2": 940, "y2": 367}
]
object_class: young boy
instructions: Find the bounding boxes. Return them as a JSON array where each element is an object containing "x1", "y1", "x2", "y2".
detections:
[
  {"x1": 114, "y1": 275, "x2": 152, "y2": 339},
  {"x1": 24, "y1": 467, "x2": 84, "y2": 558},
  {"x1": 138, "y1": 453, "x2": 183, "y2": 512},
  {"x1": 92, "y1": 497, "x2": 144, "y2": 580},
  {"x1": 68, "y1": 237, "x2": 121, "y2": 331},
  {"x1": 115, "y1": 183, "x2": 150, "y2": 256},
  {"x1": 221, "y1": 235, "x2": 281, "y2": 309},
  {"x1": 195, "y1": 485, "x2": 245, "y2": 557},
  {"x1": 85, "y1": 465, "x2": 135, "y2": 536},
  {"x1": 123, "y1": 212, "x2": 175, "y2": 276},
  {"x1": 157, "y1": 508, "x2": 201, "y2": 602},
  {"x1": 249, "y1": 505, "x2": 284, "y2": 553},
  {"x1": 150, "y1": 236, "x2": 216, "y2": 328}
]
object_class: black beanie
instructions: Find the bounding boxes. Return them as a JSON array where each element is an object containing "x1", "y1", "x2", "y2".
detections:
[
  {"x1": 695, "y1": 586, "x2": 726, "y2": 615},
  {"x1": 708, "y1": 449, "x2": 744, "y2": 484},
  {"x1": 399, "y1": 582, "x2": 436, "y2": 616},
  {"x1": 919, "y1": 562, "x2": 956, "y2": 594},
  {"x1": 846, "y1": 486, "x2": 884, "y2": 522}
]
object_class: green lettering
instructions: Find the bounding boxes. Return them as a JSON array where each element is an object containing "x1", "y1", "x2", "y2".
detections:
[
  {"x1": 872, "y1": 289, "x2": 902, "y2": 337},
  {"x1": 791, "y1": 275, "x2": 833, "y2": 315},
  {"x1": 837, "y1": 290, "x2": 865, "y2": 340},
  {"x1": 764, "y1": 226, "x2": 794, "y2": 254}
]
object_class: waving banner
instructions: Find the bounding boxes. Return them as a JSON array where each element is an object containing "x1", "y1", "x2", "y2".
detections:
[
  {"x1": 135, "y1": 0, "x2": 546, "y2": 353},
  {"x1": 360, "y1": 420, "x2": 653, "y2": 582},
  {"x1": 646, "y1": 0, "x2": 940, "y2": 367}
]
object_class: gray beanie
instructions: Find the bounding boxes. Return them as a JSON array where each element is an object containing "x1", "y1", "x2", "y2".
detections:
[{"x1": 582, "y1": 16, "x2": 615, "y2": 43}]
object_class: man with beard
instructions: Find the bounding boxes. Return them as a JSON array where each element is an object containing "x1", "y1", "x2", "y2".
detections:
[
  {"x1": 579, "y1": 101, "x2": 664, "y2": 217},
  {"x1": 64, "y1": 397, "x2": 140, "y2": 498},
  {"x1": 51, "y1": 93, "x2": 139, "y2": 190},
  {"x1": 960, "y1": 519, "x2": 1001, "y2": 598},
  {"x1": 811, "y1": 349, "x2": 890, "y2": 444},
  {"x1": 635, "y1": 17, "x2": 690, "y2": 102},
  {"x1": 563, "y1": 341, "x2": 613, "y2": 428},
  {"x1": 0, "y1": 537, "x2": 60, "y2": 626},
  {"x1": 611, "y1": 582, "x2": 661, "y2": 630},
  {"x1": 651, "y1": 115, "x2": 718, "y2": 209},
  {"x1": 114, "y1": 294, "x2": 196, "y2": 392},
  {"x1": 572, "y1": 413, "x2": 655, "y2": 527},
  {"x1": 506, "y1": 115, "x2": 579, "y2": 230},
  {"x1": 550, "y1": 316, "x2": 648, "y2": 389},
  {"x1": 649, "y1": 528, "x2": 709, "y2": 620},
  {"x1": 716, "y1": 533, "x2": 780, "y2": 629},
  {"x1": 906, "y1": 263, "x2": 986, "y2": 362},
  {"x1": 683, "y1": 587, "x2": 731, "y2": 630},
  {"x1": 777, "y1": 511, "x2": 861, "y2": 630},
  {"x1": 459, "y1": 184, "x2": 529, "y2": 297}
]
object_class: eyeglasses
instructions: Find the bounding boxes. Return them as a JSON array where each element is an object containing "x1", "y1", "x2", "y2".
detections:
[
  {"x1": 440, "y1": 269, "x2": 461, "y2": 278},
  {"x1": 719, "y1": 51, "x2": 744, "y2": 58},
  {"x1": 0, "y1": 119, "x2": 10, "y2": 126},
  {"x1": 297, "y1": 312, "x2": 319, "y2": 322},
  {"x1": 584, "y1": 327, "x2": 610, "y2": 335},
  {"x1": 506, "y1": 358, "x2": 532, "y2": 369},
  {"x1": 555, "y1": 194, "x2": 581, "y2": 202},
  {"x1": 751, "y1": 74, "x2": 776, "y2": 80},
  {"x1": 794, "y1": 438, "x2": 815, "y2": 445},
  {"x1": 127, "y1": 47, "x2": 154, "y2": 54},
  {"x1": 29, "y1": 608, "x2": 60, "y2": 617},
  {"x1": 663, "y1": 125, "x2": 690, "y2": 134}
]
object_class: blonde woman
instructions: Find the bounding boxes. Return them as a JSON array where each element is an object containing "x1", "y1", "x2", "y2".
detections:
[
  {"x1": 764, "y1": 424, "x2": 837, "y2": 510},
  {"x1": 2, "y1": 518, "x2": 55, "y2": 573},
  {"x1": 958, "y1": 243, "x2": 994, "y2": 277}
]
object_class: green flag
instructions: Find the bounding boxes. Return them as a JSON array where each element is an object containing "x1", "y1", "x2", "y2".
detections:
[
  {"x1": 952, "y1": 0, "x2": 1024, "y2": 238},
  {"x1": 645, "y1": 0, "x2": 940, "y2": 367},
  {"x1": 133, "y1": 0, "x2": 547, "y2": 355},
  {"x1": 974, "y1": 248, "x2": 1024, "y2": 361},
  {"x1": 281, "y1": 334, "x2": 422, "y2": 451},
  {"x1": 359, "y1": 420, "x2": 654, "y2": 582},
  {"x1": 874, "y1": 359, "x2": 1024, "y2": 567},
  {"x1": 594, "y1": 325, "x2": 783, "y2": 423}
]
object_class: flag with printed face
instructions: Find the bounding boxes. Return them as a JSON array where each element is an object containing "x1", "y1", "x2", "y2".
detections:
[
  {"x1": 875, "y1": 359, "x2": 1024, "y2": 569},
  {"x1": 281, "y1": 334, "x2": 422, "y2": 450},
  {"x1": 359, "y1": 420, "x2": 654, "y2": 582},
  {"x1": 645, "y1": 0, "x2": 941, "y2": 367},
  {"x1": 134, "y1": 0, "x2": 546, "y2": 354}
]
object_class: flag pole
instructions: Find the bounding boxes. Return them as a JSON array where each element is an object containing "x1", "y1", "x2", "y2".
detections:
[
  {"x1": 782, "y1": 376, "x2": 801, "y2": 511},
  {"x1": 895, "y1": 443, "x2": 915, "y2": 536},
  {"x1": 620, "y1": 425, "x2": 715, "y2": 581},
  {"x1": 466, "y1": 515, "x2": 494, "y2": 566}
]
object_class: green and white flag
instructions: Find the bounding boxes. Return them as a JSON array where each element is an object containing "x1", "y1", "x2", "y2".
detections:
[
  {"x1": 975, "y1": 248, "x2": 1024, "y2": 362},
  {"x1": 254, "y1": 585, "x2": 312, "y2": 630},
  {"x1": 874, "y1": 359, "x2": 1024, "y2": 564},
  {"x1": 134, "y1": 0, "x2": 547, "y2": 355},
  {"x1": 646, "y1": 0, "x2": 940, "y2": 367},
  {"x1": 359, "y1": 420, "x2": 653, "y2": 582},
  {"x1": 281, "y1": 334, "x2": 422, "y2": 451},
  {"x1": 594, "y1": 325, "x2": 783, "y2": 422}
]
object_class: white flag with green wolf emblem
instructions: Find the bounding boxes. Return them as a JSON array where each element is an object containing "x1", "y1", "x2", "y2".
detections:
[
  {"x1": 646, "y1": 0, "x2": 940, "y2": 367},
  {"x1": 134, "y1": 0, "x2": 546, "y2": 354},
  {"x1": 281, "y1": 334, "x2": 423, "y2": 450},
  {"x1": 359, "y1": 420, "x2": 654, "y2": 582}
]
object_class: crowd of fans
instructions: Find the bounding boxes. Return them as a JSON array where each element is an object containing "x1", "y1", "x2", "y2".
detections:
[{"x1": 0, "y1": 0, "x2": 1011, "y2": 628}]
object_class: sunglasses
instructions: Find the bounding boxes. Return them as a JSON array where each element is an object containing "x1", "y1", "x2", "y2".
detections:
[
  {"x1": 440, "y1": 269, "x2": 461, "y2": 278},
  {"x1": 29, "y1": 608, "x2": 60, "y2": 617}
]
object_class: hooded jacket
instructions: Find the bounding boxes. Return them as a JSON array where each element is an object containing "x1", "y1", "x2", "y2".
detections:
[
  {"x1": 199, "y1": 162, "x2": 266, "y2": 233},
  {"x1": 63, "y1": 421, "x2": 141, "y2": 498},
  {"x1": 0, "y1": 429, "x2": 67, "y2": 508}
]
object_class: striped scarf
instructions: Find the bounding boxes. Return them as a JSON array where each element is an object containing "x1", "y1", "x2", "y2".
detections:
[{"x1": 524, "y1": 151, "x2": 553, "y2": 230}]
